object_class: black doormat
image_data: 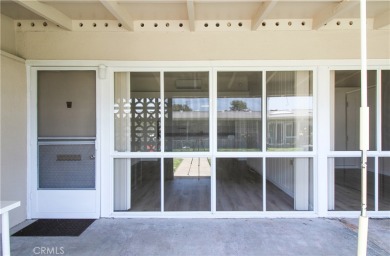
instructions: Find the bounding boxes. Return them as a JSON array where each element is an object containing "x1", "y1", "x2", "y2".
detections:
[{"x1": 12, "y1": 219, "x2": 95, "y2": 237}]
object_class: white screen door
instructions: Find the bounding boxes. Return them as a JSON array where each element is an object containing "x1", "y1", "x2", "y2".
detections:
[{"x1": 31, "y1": 70, "x2": 99, "y2": 218}]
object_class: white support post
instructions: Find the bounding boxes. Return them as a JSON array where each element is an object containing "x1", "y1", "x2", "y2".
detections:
[
  {"x1": 357, "y1": 0, "x2": 369, "y2": 255},
  {"x1": 2, "y1": 212, "x2": 11, "y2": 256}
]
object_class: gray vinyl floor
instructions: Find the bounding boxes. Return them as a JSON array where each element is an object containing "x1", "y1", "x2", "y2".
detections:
[
  {"x1": 126, "y1": 158, "x2": 295, "y2": 212},
  {"x1": 4, "y1": 218, "x2": 390, "y2": 256},
  {"x1": 125, "y1": 161, "x2": 390, "y2": 213}
]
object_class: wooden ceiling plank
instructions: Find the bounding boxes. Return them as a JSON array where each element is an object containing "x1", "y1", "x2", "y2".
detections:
[
  {"x1": 251, "y1": 0, "x2": 278, "y2": 31},
  {"x1": 12, "y1": 0, "x2": 73, "y2": 31},
  {"x1": 312, "y1": 0, "x2": 359, "y2": 30},
  {"x1": 100, "y1": 0, "x2": 134, "y2": 31},
  {"x1": 373, "y1": 10, "x2": 390, "y2": 30},
  {"x1": 187, "y1": 0, "x2": 195, "y2": 32}
]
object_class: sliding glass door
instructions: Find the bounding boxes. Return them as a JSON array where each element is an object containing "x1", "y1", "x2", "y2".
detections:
[{"x1": 111, "y1": 69, "x2": 314, "y2": 214}]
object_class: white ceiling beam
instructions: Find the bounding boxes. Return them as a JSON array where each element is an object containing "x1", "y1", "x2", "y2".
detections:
[
  {"x1": 88, "y1": 0, "x2": 384, "y2": 2},
  {"x1": 12, "y1": 0, "x2": 73, "y2": 31},
  {"x1": 187, "y1": 0, "x2": 195, "y2": 32},
  {"x1": 251, "y1": 0, "x2": 278, "y2": 31},
  {"x1": 100, "y1": 0, "x2": 134, "y2": 31},
  {"x1": 373, "y1": 10, "x2": 390, "y2": 29},
  {"x1": 312, "y1": 0, "x2": 359, "y2": 30}
]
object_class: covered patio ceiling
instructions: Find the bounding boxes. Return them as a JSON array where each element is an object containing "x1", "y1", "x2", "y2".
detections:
[{"x1": 1, "y1": 0, "x2": 389, "y2": 32}]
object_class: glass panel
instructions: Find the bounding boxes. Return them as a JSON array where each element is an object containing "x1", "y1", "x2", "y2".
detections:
[
  {"x1": 164, "y1": 158, "x2": 211, "y2": 211},
  {"x1": 329, "y1": 157, "x2": 374, "y2": 211},
  {"x1": 164, "y1": 72, "x2": 209, "y2": 152},
  {"x1": 216, "y1": 158, "x2": 263, "y2": 211},
  {"x1": 382, "y1": 70, "x2": 390, "y2": 150},
  {"x1": 266, "y1": 71, "x2": 313, "y2": 151},
  {"x1": 266, "y1": 158, "x2": 313, "y2": 211},
  {"x1": 333, "y1": 70, "x2": 377, "y2": 151},
  {"x1": 217, "y1": 72, "x2": 262, "y2": 151},
  {"x1": 114, "y1": 72, "x2": 161, "y2": 152},
  {"x1": 379, "y1": 157, "x2": 390, "y2": 210},
  {"x1": 114, "y1": 158, "x2": 161, "y2": 212}
]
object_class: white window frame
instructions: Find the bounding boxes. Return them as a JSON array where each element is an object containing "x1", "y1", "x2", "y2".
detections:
[
  {"x1": 327, "y1": 65, "x2": 390, "y2": 218},
  {"x1": 26, "y1": 59, "x2": 389, "y2": 219}
]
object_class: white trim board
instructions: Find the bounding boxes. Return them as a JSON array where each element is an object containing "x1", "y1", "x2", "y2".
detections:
[{"x1": 0, "y1": 50, "x2": 25, "y2": 63}]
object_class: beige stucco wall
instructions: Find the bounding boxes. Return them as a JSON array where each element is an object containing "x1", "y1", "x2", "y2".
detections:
[
  {"x1": 1, "y1": 14, "x2": 17, "y2": 56},
  {"x1": 0, "y1": 54, "x2": 27, "y2": 229},
  {"x1": 15, "y1": 29, "x2": 390, "y2": 60}
]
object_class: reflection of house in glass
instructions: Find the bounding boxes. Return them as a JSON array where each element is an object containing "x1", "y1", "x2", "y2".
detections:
[
  {"x1": 167, "y1": 110, "x2": 210, "y2": 151},
  {"x1": 267, "y1": 109, "x2": 312, "y2": 151},
  {"x1": 163, "y1": 109, "x2": 311, "y2": 152},
  {"x1": 217, "y1": 111, "x2": 262, "y2": 151},
  {"x1": 165, "y1": 109, "x2": 312, "y2": 152}
]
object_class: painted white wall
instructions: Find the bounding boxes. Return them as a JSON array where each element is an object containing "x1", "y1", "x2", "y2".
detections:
[
  {"x1": 15, "y1": 29, "x2": 390, "y2": 61},
  {"x1": 0, "y1": 54, "x2": 27, "y2": 229},
  {"x1": 266, "y1": 158, "x2": 294, "y2": 198}
]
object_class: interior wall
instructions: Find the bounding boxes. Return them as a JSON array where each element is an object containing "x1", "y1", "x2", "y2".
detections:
[
  {"x1": 247, "y1": 158, "x2": 262, "y2": 175},
  {"x1": 15, "y1": 29, "x2": 390, "y2": 60},
  {"x1": 380, "y1": 158, "x2": 390, "y2": 176},
  {"x1": 266, "y1": 158, "x2": 294, "y2": 198},
  {"x1": 334, "y1": 86, "x2": 376, "y2": 151},
  {"x1": 0, "y1": 54, "x2": 27, "y2": 229}
]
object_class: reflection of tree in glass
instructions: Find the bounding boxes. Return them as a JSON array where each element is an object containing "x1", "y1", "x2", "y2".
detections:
[
  {"x1": 173, "y1": 104, "x2": 192, "y2": 112},
  {"x1": 230, "y1": 100, "x2": 249, "y2": 111}
]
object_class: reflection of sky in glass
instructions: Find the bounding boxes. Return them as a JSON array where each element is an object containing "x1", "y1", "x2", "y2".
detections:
[
  {"x1": 173, "y1": 98, "x2": 209, "y2": 111},
  {"x1": 172, "y1": 96, "x2": 312, "y2": 112},
  {"x1": 218, "y1": 98, "x2": 261, "y2": 111},
  {"x1": 268, "y1": 96, "x2": 312, "y2": 111}
]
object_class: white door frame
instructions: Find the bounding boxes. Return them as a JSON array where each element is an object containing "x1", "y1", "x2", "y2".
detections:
[{"x1": 27, "y1": 66, "x2": 102, "y2": 219}]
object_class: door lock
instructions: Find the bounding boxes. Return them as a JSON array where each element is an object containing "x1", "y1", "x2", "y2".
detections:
[{"x1": 90, "y1": 155, "x2": 96, "y2": 160}]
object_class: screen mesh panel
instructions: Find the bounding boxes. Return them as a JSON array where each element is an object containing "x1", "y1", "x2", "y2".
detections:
[{"x1": 39, "y1": 144, "x2": 95, "y2": 189}]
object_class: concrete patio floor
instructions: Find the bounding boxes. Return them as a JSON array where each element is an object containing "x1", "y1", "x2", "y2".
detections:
[{"x1": 3, "y1": 218, "x2": 390, "y2": 256}]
